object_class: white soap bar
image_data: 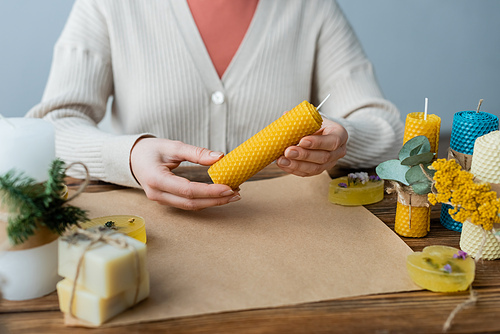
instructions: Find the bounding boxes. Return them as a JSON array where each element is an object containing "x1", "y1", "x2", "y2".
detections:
[
  {"x1": 57, "y1": 275, "x2": 150, "y2": 326},
  {"x1": 58, "y1": 233, "x2": 147, "y2": 298}
]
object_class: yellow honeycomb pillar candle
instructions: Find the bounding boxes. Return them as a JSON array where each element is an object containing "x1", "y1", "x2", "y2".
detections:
[
  {"x1": 208, "y1": 101, "x2": 322, "y2": 189},
  {"x1": 403, "y1": 112, "x2": 441, "y2": 155},
  {"x1": 394, "y1": 185, "x2": 430, "y2": 238}
]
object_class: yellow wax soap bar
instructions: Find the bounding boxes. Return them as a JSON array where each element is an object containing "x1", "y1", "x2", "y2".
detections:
[
  {"x1": 328, "y1": 173, "x2": 384, "y2": 206},
  {"x1": 79, "y1": 215, "x2": 147, "y2": 244},
  {"x1": 406, "y1": 245, "x2": 475, "y2": 292},
  {"x1": 58, "y1": 233, "x2": 147, "y2": 298},
  {"x1": 57, "y1": 275, "x2": 150, "y2": 326},
  {"x1": 208, "y1": 100, "x2": 322, "y2": 189}
]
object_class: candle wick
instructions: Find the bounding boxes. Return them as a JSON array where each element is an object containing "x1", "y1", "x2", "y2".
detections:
[
  {"x1": 0, "y1": 113, "x2": 16, "y2": 128},
  {"x1": 424, "y1": 97, "x2": 428, "y2": 121},
  {"x1": 476, "y1": 99, "x2": 483, "y2": 113},
  {"x1": 316, "y1": 94, "x2": 331, "y2": 111}
]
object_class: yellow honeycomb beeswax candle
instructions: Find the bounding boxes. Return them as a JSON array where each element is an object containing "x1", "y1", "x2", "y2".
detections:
[
  {"x1": 406, "y1": 245, "x2": 475, "y2": 292},
  {"x1": 79, "y1": 215, "x2": 147, "y2": 244},
  {"x1": 394, "y1": 191, "x2": 430, "y2": 238},
  {"x1": 208, "y1": 101, "x2": 322, "y2": 189},
  {"x1": 403, "y1": 112, "x2": 441, "y2": 155},
  {"x1": 57, "y1": 274, "x2": 150, "y2": 326}
]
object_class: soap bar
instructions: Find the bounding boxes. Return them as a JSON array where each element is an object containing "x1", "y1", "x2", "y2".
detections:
[
  {"x1": 328, "y1": 175, "x2": 384, "y2": 206},
  {"x1": 57, "y1": 275, "x2": 150, "y2": 326},
  {"x1": 58, "y1": 233, "x2": 147, "y2": 298},
  {"x1": 79, "y1": 215, "x2": 147, "y2": 244},
  {"x1": 406, "y1": 245, "x2": 475, "y2": 292}
]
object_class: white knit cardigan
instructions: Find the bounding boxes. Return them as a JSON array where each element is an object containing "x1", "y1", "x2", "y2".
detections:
[{"x1": 28, "y1": 0, "x2": 404, "y2": 188}]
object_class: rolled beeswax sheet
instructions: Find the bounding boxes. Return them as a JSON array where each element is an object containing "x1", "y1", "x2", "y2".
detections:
[
  {"x1": 450, "y1": 111, "x2": 498, "y2": 156},
  {"x1": 471, "y1": 130, "x2": 500, "y2": 183},
  {"x1": 403, "y1": 112, "x2": 441, "y2": 155},
  {"x1": 69, "y1": 172, "x2": 419, "y2": 328},
  {"x1": 208, "y1": 101, "x2": 322, "y2": 189}
]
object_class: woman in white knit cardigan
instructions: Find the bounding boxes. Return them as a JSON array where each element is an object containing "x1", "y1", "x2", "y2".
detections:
[{"x1": 27, "y1": 0, "x2": 403, "y2": 210}]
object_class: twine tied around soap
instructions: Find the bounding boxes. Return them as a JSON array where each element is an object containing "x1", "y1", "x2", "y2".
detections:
[{"x1": 62, "y1": 228, "x2": 142, "y2": 321}]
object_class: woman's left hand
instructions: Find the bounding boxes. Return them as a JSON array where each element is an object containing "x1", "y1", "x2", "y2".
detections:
[{"x1": 276, "y1": 119, "x2": 348, "y2": 176}]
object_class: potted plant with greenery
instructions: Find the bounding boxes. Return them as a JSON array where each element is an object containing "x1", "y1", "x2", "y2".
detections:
[{"x1": 0, "y1": 159, "x2": 88, "y2": 300}]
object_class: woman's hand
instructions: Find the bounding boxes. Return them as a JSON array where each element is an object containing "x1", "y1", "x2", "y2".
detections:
[
  {"x1": 276, "y1": 119, "x2": 348, "y2": 176},
  {"x1": 130, "y1": 138, "x2": 240, "y2": 210}
]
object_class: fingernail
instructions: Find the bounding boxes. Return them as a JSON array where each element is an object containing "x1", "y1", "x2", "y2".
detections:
[
  {"x1": 210, "y1": 151, "x2": 224, "y2": 158},
  {"x1": 287, "y1": 150, "x2": 299, "y2": 159},
  {"x1": 279, "y1": 158, "x2": 291, "y2": 167},
  {"x1": 220, "y1": 189, "x2": 234, "y2": 196},
  {"x1": 229, "y1": 195, "x2": 241, "y2": 203},
  {"x1": 300, "y1": 140, "x2": 312, "y2": 148}
]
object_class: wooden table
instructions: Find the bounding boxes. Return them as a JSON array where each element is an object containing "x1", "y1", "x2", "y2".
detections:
[{"x1": 2, "y1": 165, "x2": 500, "y2": 334}]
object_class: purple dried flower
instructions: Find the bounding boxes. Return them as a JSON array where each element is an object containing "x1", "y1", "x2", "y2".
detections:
[
  {"x1": 369, "y1": 175, "x2": 381, "y2": 181},
  {"x1": 338, "y1": 182, "x2": 348, "y2": 188},
  {"x1": 453, "y1": 250, "x2": 467, "y2": 260},
  {"x1": 443, "y1": 264, "x2": 452, "y2": 273}
]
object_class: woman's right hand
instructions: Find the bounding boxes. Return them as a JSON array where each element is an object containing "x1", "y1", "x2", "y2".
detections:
[{"x1": 130, "y1": 138, "x2": 240, "y2": 210}]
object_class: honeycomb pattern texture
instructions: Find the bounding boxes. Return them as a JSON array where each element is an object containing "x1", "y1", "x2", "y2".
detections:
[
  {"x1": 395, "y1": 202, "x2": 431, "y2": 238},
  {"x1": 460, "y1": 220, "x2": 500, "y2": 260},
  {"x1": 450, "y1": 111, "x2": 498, "y2": 155},
  {"x1": 208, "y1": 101, "x2": 322, "y2": 189},
  {"x1": 471, "y1": 131, "x2": 500, "y2": 183},
  {"x1": 403, "y1": 112, "x2": 441, "y2": 155},
  {"x1": 440, "y1": 203, "x2": 462, "y2": 232}
]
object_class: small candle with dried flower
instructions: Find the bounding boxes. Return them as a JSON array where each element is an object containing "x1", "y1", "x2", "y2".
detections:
[
  {"x1": 328, "y1": 172, "x2": 384, "y2": 206},
  {"x1": 406, "y1": 246, "x2": 475, "y2": 292}
]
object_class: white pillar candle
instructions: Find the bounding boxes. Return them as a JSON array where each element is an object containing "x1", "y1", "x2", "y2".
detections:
[{"x1": 0, "y1": 117, "x2": 55, "y2": 182}]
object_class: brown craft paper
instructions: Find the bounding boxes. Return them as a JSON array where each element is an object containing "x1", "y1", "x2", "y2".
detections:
[
  {"x1": 67, "y1": 172, "x2": 419, "y2": 327},
  {"x1": 448, "y1": 147, "x2": 473, "y2": 171}
]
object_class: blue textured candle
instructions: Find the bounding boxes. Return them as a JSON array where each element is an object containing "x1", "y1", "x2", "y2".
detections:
[
  {"x1": 450, "y1": 111, "x2": 498, "y2": 155},
  {"x1": 442, "y1": 110, "x2": 499, "y2": 231}
]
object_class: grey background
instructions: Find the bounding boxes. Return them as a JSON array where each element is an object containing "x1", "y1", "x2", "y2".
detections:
[{"x1": 1, "y1": 0, "x2": 499, "y2": 135}]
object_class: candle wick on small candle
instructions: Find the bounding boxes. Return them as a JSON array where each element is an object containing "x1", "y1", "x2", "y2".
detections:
[
  {"x1": 424, "y1": 97, "x2": 428, "y2": 121},
  {"x1": 0, "y1": 113, "x2": 16, "y2": 128},
  {"x1": 316, "y1": 94, "x2": 331, "y2": 111},
  {"x1": 476, "y1": 99, "x2": 483, "y2": 113}
]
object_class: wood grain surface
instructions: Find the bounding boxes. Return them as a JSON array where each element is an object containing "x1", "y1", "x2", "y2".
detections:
[{"x1": 2, "y1": 160, "x2": 500, "y2": 334}]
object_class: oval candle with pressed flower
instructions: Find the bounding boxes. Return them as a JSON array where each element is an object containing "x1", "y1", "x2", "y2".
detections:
[
  {"x1": 407, "y1": 245, "x2": 475, "y2": 292},
  {"x1": 78, "y1": 215, "x2": 147, "y2": 244},
  {"x1": 328, "y1": 174, "x2": 384, "y2": 206}
]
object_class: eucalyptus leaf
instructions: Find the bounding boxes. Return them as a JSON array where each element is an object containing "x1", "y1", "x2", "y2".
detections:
[
  {"x1": 406, "y1": 164, "x2": 435, "y2": 194},
  {"x1": 411, "y1": 181, "x2": 432, "y2": 195},
  {"x1": 398, "y1": 136, "x2": 432, "y2": 161},
  {"x1": 401, "y1": 152, "x2": 435, "y2": 166},
  {"x1": 375, "y1": 159, "x2": 410, "y2": 185},
  {"x1": 405, "y1": 164, "x2": 433, "y2": 183}
]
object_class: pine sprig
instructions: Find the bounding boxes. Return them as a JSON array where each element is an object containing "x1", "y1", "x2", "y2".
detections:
[{"x1": 0, "y1": 158, "x2": 89, "y2": 245}]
